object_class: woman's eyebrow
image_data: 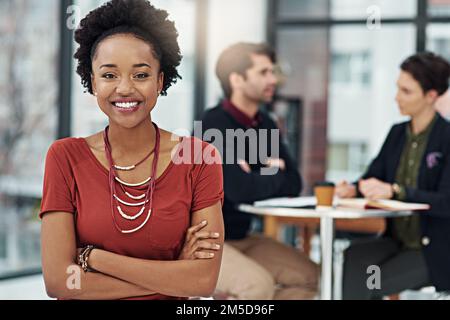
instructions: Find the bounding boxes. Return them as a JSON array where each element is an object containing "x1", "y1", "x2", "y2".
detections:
[
  {"x1": 133, "y1": 63, "x2": 151, "y2": 68},
  {"x1": 100, "y1": 64, "x2": 117, "y2": 69},
  {"x1": 99, "y1": 63, "x2": 151, "y2": 69}
]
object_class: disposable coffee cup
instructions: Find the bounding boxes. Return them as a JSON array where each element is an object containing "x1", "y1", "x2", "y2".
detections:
[{"x1": 314, "y1": 181, "x2": 335, "y2": 207}]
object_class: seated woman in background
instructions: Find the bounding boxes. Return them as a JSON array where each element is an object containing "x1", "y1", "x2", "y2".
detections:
[
  {"x1": 40, "y1": 0, "x2": 224, "y2": 300},
  {"x1": 336, "y1": 52, "x2": 450, "y2": 299}
]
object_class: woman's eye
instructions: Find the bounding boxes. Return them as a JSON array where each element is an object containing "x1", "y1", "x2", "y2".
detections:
[
  {"x1": 135, "y1": 73, "x2": 149, "y2": 79},
  {"x1": 101, "y1": 73, "x2": 115, "y2": 79}
]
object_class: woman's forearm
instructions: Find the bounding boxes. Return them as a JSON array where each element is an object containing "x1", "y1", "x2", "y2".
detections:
[
  {"x1": 49, "y1": 263, "x2": 157, "y2": 300},
  {"x1": 88, "y1": 249, "x2": 220, "y2": 298}
]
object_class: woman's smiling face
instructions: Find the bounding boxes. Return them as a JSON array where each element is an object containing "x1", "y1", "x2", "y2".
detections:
[{"x1": 91, "y1": 33, "x2": 164, "y2": 129}]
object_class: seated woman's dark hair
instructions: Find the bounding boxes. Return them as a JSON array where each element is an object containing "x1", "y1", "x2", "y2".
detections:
[
  {"x1": 74, "y1": 0, "x2": 182, "y2": 96},
  {"x1": 400, "y1": 52, "x2": 450, "y2": 96}
]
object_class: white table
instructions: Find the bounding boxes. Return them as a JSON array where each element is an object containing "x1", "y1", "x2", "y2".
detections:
[{"x1": 238, "y1": 200, "x2": 412, "y2": 300}]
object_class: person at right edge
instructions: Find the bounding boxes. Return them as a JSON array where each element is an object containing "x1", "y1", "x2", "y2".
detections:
[
  {"x1": 196, "y1": 42, "x2": 319, "y2": 300},
  {"x1": 336, "y1": 52, "x2": 450, "y2": 299}
]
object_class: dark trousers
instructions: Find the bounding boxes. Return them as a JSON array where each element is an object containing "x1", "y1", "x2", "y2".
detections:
[{"x1": 342, "y1": 237, "x2": 430, "y2": 300}]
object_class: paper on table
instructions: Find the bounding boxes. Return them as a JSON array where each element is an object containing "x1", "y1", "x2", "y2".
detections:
[
  {"x1": 253, "y1": 196, "x2": 316, "y2": 208},
  {"x1": 337, "y1": 198, "x2": 430, "y2": 211}
]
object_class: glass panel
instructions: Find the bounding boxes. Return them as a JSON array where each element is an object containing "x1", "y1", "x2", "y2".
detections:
[
  {"x1": 71, "y1": 0, "x2": 196, "y2": 136},
  {"x1": 428, "y1": 0, "x2": 450, "y2": 17},
  {"x1": 278, "y1": 0, "x2": 417, "y2": 19},
  {"x1": 427, "y1": 23, "x2": 450, "y2": 120},
  {"x1": 277, "y1": 28, "x2": 329, "y2": 105},
  {"x1": 278, "y1": 0, "x2": 329, "y2": 19},
  {"x1": 327, "y1": 25, "x2": 415, "y2": 182},
  {"x1": 427, "y1": 24, "x2": 450, "y2": 62},
  {"x1": 331, "y1": 0, "x2": 417, "y2": 19},
  {"x1": 205, "y1": 0, "x2": 268, "y2": 109},
  {"x1": 276, "y1": 28, "x2": 329, "y2": 192},
  {"x1": 0, "y1": 0, "x2": 59, "y2": 277}
]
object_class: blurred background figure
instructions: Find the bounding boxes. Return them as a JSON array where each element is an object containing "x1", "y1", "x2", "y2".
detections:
[
  {"x1": 336, "y1": 52, "x2": 450, "y2": 300},
  {"x1": 196, "y1": 42, "x2": 319, "y2": 300}
]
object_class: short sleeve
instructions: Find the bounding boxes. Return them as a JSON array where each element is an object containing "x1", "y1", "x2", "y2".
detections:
[
  {"x1": 191, "y1": 143, "x2": 224, "y2": 212},
  {"x1": 39, "y1": 144, "x2": 76, "y2": 219}
]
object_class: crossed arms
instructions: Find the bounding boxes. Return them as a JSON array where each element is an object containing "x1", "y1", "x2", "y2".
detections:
[{"x1": 41, "y1": 201, "x2": 224, "y2": 300}]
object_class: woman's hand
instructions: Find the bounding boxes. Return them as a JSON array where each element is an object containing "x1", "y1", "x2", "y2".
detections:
[
  {"x1": 335, "y1": 180, "x2": 357, "y2": 198},
  {"x1": 178, "y1": 220, "x2": 221, "y2": 260},
  {"x1": 359, "y1": 178, "x2": 393, "y2": 200}
]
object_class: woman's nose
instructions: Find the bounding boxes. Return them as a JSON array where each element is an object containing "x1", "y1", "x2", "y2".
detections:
[{"x1": 116, "y1": 78, "x2": 135, "y2": 95}]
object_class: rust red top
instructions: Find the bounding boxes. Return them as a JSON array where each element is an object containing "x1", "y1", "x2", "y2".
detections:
[{"x1": 40, "y1": 136, "x2": 223, "y2": 300}]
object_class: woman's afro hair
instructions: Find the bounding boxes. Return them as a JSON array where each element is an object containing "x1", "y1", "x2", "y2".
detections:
[{"x1": 74, "y1": 0, "x2": 182, "y2": 95}]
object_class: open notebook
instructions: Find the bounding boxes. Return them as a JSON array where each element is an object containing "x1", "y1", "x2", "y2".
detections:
[{"x1": 337, "y1": 198, "x2": 430, "y2": 211}]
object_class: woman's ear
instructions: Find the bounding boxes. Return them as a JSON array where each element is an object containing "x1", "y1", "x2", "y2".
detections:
[
  {"x1": 158, "y1": 72, "x2": 164, "y2": 94},
  {"x1": 426, "y1": 89, "x2": 439, "y2": 105}
]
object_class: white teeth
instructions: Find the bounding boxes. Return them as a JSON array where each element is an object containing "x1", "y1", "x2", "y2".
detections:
[{"x1": 114, "y1": 102, "x2": 139, "y2": 108}]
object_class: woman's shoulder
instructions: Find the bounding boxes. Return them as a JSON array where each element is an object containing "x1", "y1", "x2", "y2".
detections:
[
  {"x1": 381, "y1": 121, "x2": 408, "y2": 142},
  {"x1": 161, "y1": 131, "x2": 221, "y2": 167},
  {"x1": 181, "y1": 135, "x2": 220, "y2": 156},
  {"x1": 160, "y1": 129, "x2": 214, "y2": 150},
  {"x1": 435, "y1": 114, "x2": 450, "y2": 134},
  {"x1": 48, "y1": 136, "x2": 86, "y2": 154},
  {"x1": 390, "y1": 120, "x2": 408, "y2": 132},
  {"x1": 158, "y1": 129, "x2": 183, "y2": 151},
  {"x1": 82, "y1": 132, "x2": 104, "y2": 152},
  {"x1": 47, "y1": 134, "x2": 95, "y2": 166}
]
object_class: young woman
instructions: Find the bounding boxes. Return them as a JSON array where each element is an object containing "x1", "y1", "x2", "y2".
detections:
[
  {"x1": 40, "y1": 0, "x2": 224, "y2": 300},
  {"x1": 336, "y1": 52, "x2": 450, "y2": 299}
]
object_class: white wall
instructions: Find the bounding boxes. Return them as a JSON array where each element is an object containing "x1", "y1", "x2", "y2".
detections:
[
  {"x1": 151, "y1": 0, "x2": 196, "y2": 132},
  {"x1": 205, "y1": 0, "x2": 268, "y2": 109},
  {"x1": 328, "y1": 25, "x2": 414, "y2": 159}
]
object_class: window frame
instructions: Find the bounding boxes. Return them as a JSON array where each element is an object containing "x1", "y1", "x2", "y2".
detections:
[
  {"x1": 267, "y1": 0, "x2": 450, "y2": 187},
  {"x1": 268, "y1": 0, "x2": 450, "y2": 52}
]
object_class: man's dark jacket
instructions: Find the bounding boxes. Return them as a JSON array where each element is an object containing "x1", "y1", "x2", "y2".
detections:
[{"x1": 197, "y1": 102, "x2": 302, "y2": 241}]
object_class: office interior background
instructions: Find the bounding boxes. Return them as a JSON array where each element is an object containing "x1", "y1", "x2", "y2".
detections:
[{"x1": 0, "y1": 0, "x2": 449, "y2": 299}]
